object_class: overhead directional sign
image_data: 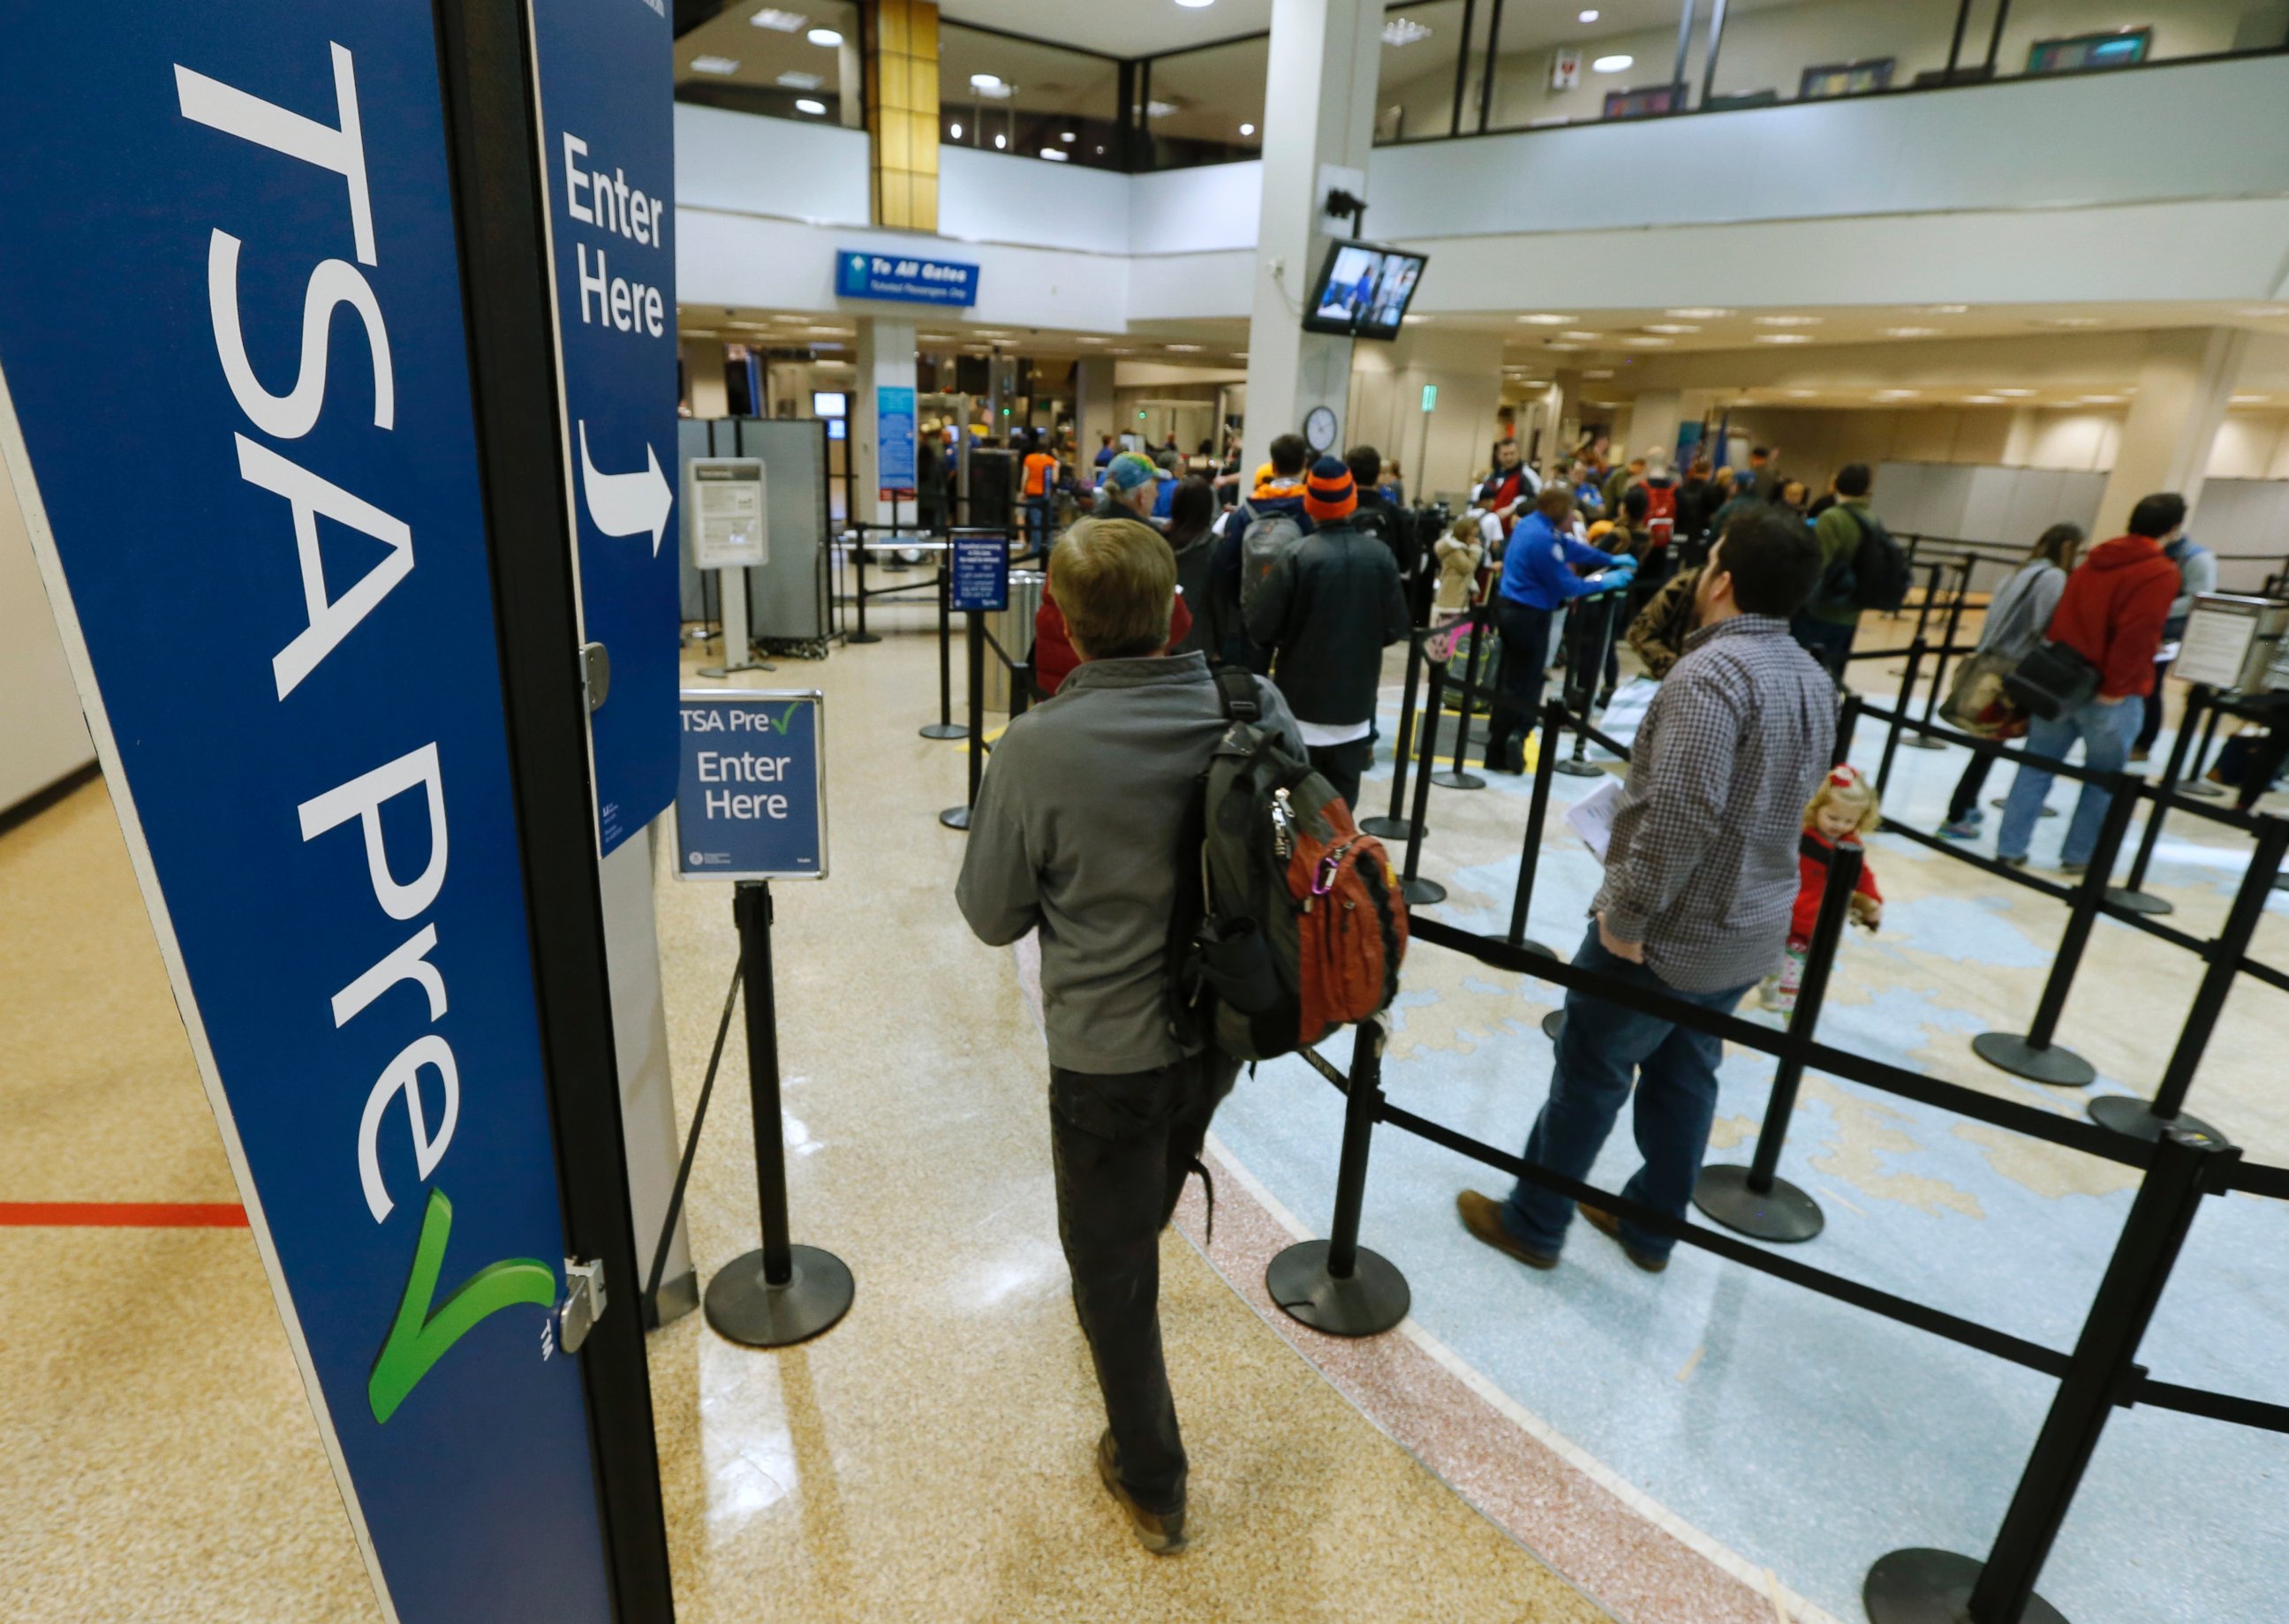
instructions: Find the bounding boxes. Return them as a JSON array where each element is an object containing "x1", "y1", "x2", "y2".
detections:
[
  {"x1": 835, "y1": 247, "x2": 980, "y2": 307},
  {"x1": 0, "y1": 9, "x2": 621, "y2": 1621},
  {"x1": 536, "y1": 0, "x2": 682, "y2": 857}
]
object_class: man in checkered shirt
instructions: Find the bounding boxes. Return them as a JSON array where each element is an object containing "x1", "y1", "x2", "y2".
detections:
[{"x1": 1461, "y1": 507, "x2": 1836, "y2": 1273}]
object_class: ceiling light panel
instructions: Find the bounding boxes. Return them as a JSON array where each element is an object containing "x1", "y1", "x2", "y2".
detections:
[
  {"x1": 1382, "y1": 18, "x2": 1432, "y2": 46},
  {"x1": 690, "y1": 55, "x2": 740, "y2": 74},
  {"x1": 1753, "y1": 314, "x2": 1822, "y2": 327},
  {"x1": 749, "y1": 8, "x2": 806, "y2": 30}
]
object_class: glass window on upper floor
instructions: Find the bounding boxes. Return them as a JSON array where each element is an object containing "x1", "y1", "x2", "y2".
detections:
[
  {"x1": 1376, "y1": 0, "x2": 2289, "y2": 140},
  {"x1": 1141, "y1": 36, "x2": 1269, "y2": 168},
  {"x1": 676, "y1": 0, "x2": 865, "y2": 126},
  {"x1": 940, "y1": 24, "x2": 1124, "y2": 170}
]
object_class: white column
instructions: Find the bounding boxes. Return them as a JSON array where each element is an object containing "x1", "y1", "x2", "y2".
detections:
[
  {"x1": 1379, "y1": 327, "x2": 1502, "y2": 503},
  {"x1": 1627, "y1": 389, "x2": 1684, "y2": 465},
  {"x1": 853, "y1": 313, "x2": 918, "y2": 528},
  {"x1": 1240, "y1": 0, "x2": 1385, "y2": 475},
  {"x1": 2095, "y1": 327, "x2": 2247, "y2": 538}
]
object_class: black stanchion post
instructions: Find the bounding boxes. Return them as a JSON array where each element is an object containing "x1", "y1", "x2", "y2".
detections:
[
  {"x1": 1363, "y1": 575, "x2": 1433, "y2": 841},
  {"x1": 1401, "y1": 659, "x2": 1447, "y2": 906},
  {"x1": 2090, "y1": 815, "x2": 2287, "y2": 1143},
  {"x1": 2180, "y1": 696, "x2": 2227, "y2": 797},
  {"x1": 940, "y1": 611, "x2": 985, "y2": 830},
  {"x1": 1904, "y1": 561, "x2": 1968, "y2": 751},
  {"x1": 703, "y1": 883, "x2": 855, "y2": 1348},
  {"x1": 1908, "y1": 560, "x2": 1942, "y2": 647},
  {"x1": 2111, "y1": 684, "x2": 2205, "y2": 917},
  {"x1": 919, "y1": 539, "x2": 967, "y2": 740},
  {"x1": 849, "y1": 526, "x2": 880, "y2": 644},
  {"x1": 1875, "y1": 636, "x2": 1927, "y2": 801},
  {"x1": 1833, "y1": 691, "x2": 1863, "y2": 769},
  {"x1": 1432, "y1": 605, "x2": 1487, "y2": 790},
  {"x1": 1864, "y1": 1124, "x2": 2238, "y2": 1624},
  {"x1": 1555, "y1": 592, "x2": 1621, "y2": 779},
  {"x1": 1970, "y1": 777, "x2": 2139, "y2": 1087},
  {"x1": 1693, "y1": 844, "x2": 1862, "y2": 1243},
  {"x1": 1506, "y1": 701, "x2": 1567, "y2": 955},
  {"x1": 1265, "y1": 1021, "x2": 1411, "y2": 1336}
]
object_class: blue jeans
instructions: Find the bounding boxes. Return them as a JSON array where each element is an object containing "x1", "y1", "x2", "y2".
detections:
[
  {"x1": 1997, "y1": 695, "x2": 2142, "y2": 865},
  {"x1": 1024, "y1": 495, "x2": 1054, "y2": 559},
  {"x1": 1503, "y1": 925, "x2": 1753, "y2": 1261}
]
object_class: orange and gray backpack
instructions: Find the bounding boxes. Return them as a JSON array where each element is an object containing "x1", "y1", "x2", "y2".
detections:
[{"x1": 1172, "y1": 669, "x2": 1409, "y2": 1062}]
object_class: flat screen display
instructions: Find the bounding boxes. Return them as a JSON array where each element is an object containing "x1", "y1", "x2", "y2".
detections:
[
  {"x1": 1303, "y1": 240, "x2": 1429, "y2": 342},
  {"x1": 812, "y1": 389, "x2": 849, "y2": 418}
]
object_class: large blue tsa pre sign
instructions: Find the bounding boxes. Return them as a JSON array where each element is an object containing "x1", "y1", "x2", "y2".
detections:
[
  {"x1": 534, "y1": 0, "x2": 681, "y2": 857},
  {"x1": 835, "y1": 247, "x2": 980, "y2": 307},
  {"x1": 676, "y1": 691, "x2": 828, "y2": 881},
  {"x1": 0, "y1": 10, "x2": 614, "y2": 1623}
]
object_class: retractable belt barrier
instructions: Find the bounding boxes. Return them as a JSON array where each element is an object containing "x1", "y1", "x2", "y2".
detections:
[
  {"x1": 1261, "y1": 880, "x2": 2289, "y2": 1623},
  {"x1": 836, "y1": 515, "x2": 963, "y2": 646},
  {"x1": 938, "y1": 604, "x2": 1033, "y2": 833}
]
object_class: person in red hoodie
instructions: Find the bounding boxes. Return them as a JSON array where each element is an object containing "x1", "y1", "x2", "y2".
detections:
[
  {"x1": 1995, "y1": 492, "x2": 2186, "y2": 873},
  {"x1": 1758, "y1": 766, "x2": 1883, "y2": 1013},
  {"x1": 1032, "y1": 517, "x2": 1195, "y2": 698}
]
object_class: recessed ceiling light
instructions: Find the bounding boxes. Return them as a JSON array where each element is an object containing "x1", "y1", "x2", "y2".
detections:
[
  {"x1": 2039, "y1": 316, "x2": 2101, "y2": 328},
  {"x1": 1039, "y1": 147, "x2": 1069, "y2": 161},
  {"x1": 795, "y1": 98, "x2": 827, "y2": 115},
  {"x1": 1754, "y1": 313, "x2": 1822, "y2": 327},
  {"x1": 1874, "y1": 389, "x2": 1919, "y2": 400},
  {"x1": 1519, "y1": 313, "x2": 1572, "y2": 325},
  {"x1": 1382, "y1": 18, "x2": 1432, "y2": 46},
  {"x1": 1756, "y1": 334, "x2": 1814, "y2": 344},
  {"x1": 1583, "y1": 369, "x2": 1615, "y2": 379},
  {"x1": 805, "y1": 325, "x2": 848, "y2": 335},
  {"x1": 1167, "y1": 344, "x2": 1205, "y2": 351},
  {"x1": 1546, "y1": 343, "x2": 1584, "y2": 351},
  {"x1": 690, "y1": 55, "x2": 741, "y2": 74},
  {"x1": 949, "y1": 122, "x2": 963, "y2": 139},
  {"x1": 993, "y1": 133, "x2": 1007, "y2": 148},
  {"x1": 1620, "y1": 336, "x2": 1670, "y2": 347},
  {"x1": 1962, "y1": 396, "x2": 2005, "y2": 404},
  {"x1": 2239, "y1": 306, "x2": 2289, "y2": 318},
  {"x1": 1146, "y1": 100, "x2": 1178, "y2": 118},
  {"x1": 1784, "y1": 389, "x2": 1817, "y2": 397},
  {"x1": 1061, "y1": 131, "x2": 1077, "y2": 141},
  {"x1": 1403, "y1": 314, "x2": 1432, "y2": 325},
  {"x1": 1666, "y1": 307, "x2": 1731, "y2": 319},
  {"x1": 1239, "y1": 122, "x2": 1256, "y2": 136},
  {"x1": 970, "y1": 72, "x2": 1014, "y2": 98},
  {"x1": 1885, "y1": 326, "x2": 1940, "y2": 337},
  {"x1": 1560, "y1": 330, "x2": 1602, "y2": 341},
  {"x1": 805, "y1": 26, "x2": 842, "y2": 46},
  {"x1": 1992, "y1": 388, "x2": 2035, "y2": 397},
  {"x1": 2231, "y1": 393, "x2": 2271, "y2": 404},
  {"x1": 1175, "y1": 0, "x2": 1216, "y2": 8},
  {"x1": 776, "y1": 71, "x2": 824, "y2": 88},
  {"x1": 1923, "y1": 304, "x2": 1969, "y2": 314},
  {"x1": 1580, "y1": 8, "x2": 1601, "y2": 19},
  {"x1": 1592, "y1": 53, "x2": 1633, "y2": 72},
  {"x1": 1643, "y1": 323, "x2": 1699, "y2": 335},
  {"x1": 2079, "y1": 394, "x2": 2125, "y2": 404},
  {"x1": 749, "y1": 9, "x2": 806, "y2": 31}
]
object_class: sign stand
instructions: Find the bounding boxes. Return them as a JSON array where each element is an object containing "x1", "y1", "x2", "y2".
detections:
[
  {"x1": 688, "y1": 457, "x2": 773, "y2": 676},
  {"x1": 703, "y1": 882, "x2": 854, "y2": 1348},
  {"x1": 698, "y1": 567, "x2": 773, "y2": 677}
]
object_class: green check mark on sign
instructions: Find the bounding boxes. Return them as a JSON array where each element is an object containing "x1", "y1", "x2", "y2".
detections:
[{"x1": 369, "y1": 1188, "x2": 556, "y2": 1424}]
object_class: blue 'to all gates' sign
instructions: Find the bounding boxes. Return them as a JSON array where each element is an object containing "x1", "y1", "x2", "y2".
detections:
[
  {"x1": 0, "y1": 11, "x2": 611, "y2": 1622},
  {"x1": 951, "y1": 533, "x2": 1011, "y2": 613},
  {"x1": 534, "y1": 0, "x2": 680, "y2": 857},
  {"x1": 835, "y1": 247, "x2": 980, "y2": 306},
  {"x1": 676, "y1": 691, "x2": 828, "y2": 880}
]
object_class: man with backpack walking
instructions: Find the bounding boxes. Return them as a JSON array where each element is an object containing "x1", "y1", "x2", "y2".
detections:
[
  {"x1": 1215, "y1": 432, "x2": 1315, "y2": 671},
  {"x1": 1793, "y1": 463, "x2": 1903, "y2": 679},
  {"x1": 1243, "y1": 457, "x2": 1412, "y2": 808},
  {"x1": 956, "y1": 517, "x2": 1308, "y2": 1557},
  {"x1": 1457, "y1": 508, "x2": 1833, "y2": 1274}
]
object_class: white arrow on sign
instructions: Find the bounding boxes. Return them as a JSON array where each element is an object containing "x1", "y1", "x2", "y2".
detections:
[{"x1": 578, "y1": 421, "x2": 673, "y2": 555}]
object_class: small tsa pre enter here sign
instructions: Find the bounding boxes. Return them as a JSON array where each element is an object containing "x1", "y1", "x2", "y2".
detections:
[{"x1": 676, "y1": 691, "x2": 828, "y2": 880}]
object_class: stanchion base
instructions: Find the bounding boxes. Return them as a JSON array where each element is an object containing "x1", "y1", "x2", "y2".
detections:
[
  {"x1": 1429, "y1": 770, "x2": 1487, "y2": 791},
  {"x1": 1864, "y1": 1548, "x2": 2069, "y2": 1624},
  {"x1": 939, "y1": 805, "x2": 971, "y2": 831},
  {"x1": 1693, "y1": 1165, "x2": 1824, "y2": 1243},
  {"x1": 1265, "y1": 1240, "x2": 1409, "y2": 1338},
  {"x1": 2104, "y1": 885, "x2": 2173, "y2": 917},
  {"x1": 1541, "y1": 1009, "x2": 1565, "y2": 1041},
  {"x1": 919, "y1": 722, "x2": 969, "y2": 741},
  {"x1": 1971, "y1": 1031, "x2": 2096, "y2": 1088},
  {"x1": 2276, "y1": 874, "x2": 2289, "y2": 892},
  {"x1": 2181, "y1": 779, "x2": 2224, "y2": 798},
  {"x1": 1359, "y1": 816, "x2": 1420, "y2": 840},
  {"x1": 704, "y1": 1245, "x2": 854, "y2": 1349},
  {"x1": 1992, "y1": 797, "x2": 2059, "y2": 818},
  {"x1": 1901, "y1": 735, "x2": 1945, "y2": 752},
  {"x1": 698, "y1": 661, "x2": 774, "y2": 678},
  {"x1": 2087, "y1": 1094, "x2": 2225, "y2": 1145},
  {"x1": 1553, "y1": 759, "x2": 1607, "y2": 778},
  {"x1": 846, "y1": 631, "x2": 883, "y2": 646},
  {"x1": 1402, "y1": 877, "x2": 1447, "y2": 906}
]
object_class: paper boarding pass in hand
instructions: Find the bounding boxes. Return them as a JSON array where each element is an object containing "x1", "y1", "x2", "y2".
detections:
[{"x1": 1564, "y1": 778, "x2": 1626, "y2": 863}]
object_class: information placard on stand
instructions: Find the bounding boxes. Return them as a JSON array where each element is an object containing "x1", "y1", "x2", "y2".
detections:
[
  {"x1": 688, "y1": 459, "x2": 767, "y2": 570},
  {"x1": 951, "y1": 533, "x2": 1010, "y2": 614},
  {"x1": 676, "y1": 691, "x2": 827, "y2": 880}
]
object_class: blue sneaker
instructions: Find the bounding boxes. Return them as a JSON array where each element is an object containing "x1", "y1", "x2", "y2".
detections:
[{"x1": 1938, "y1": 817, "x2": 1980, "y2": 841}]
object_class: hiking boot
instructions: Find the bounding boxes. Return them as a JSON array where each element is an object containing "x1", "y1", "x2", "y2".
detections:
[
  {"x1": 1096, "y1": 1431, "x2": 1187, "y2": 1554},
  {"x1": 2059, "y1": 860, "x2": 2089, "y2": 877},
  {"x1": 1579, "y1": 1203, "x2": 1669, "y2": 1273},
  {"x1": 1456, "y1": 1190, "x2": 1557, "y2": 1270},
  {"x1": 1937, "y1": 817, "x2": 1980, "y2": 841}
]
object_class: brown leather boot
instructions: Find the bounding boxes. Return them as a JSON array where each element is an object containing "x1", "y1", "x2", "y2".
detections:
[{"x1": 1097, "y1": 1431, "x2": 1187, "y2": 1554}]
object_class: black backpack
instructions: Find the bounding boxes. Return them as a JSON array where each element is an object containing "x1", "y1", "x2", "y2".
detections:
[{"x1": 1826, "y1": 506, "x2": 1911, "y2": 613}]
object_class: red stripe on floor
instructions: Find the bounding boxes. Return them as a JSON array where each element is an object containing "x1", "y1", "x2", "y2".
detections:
[{"x1": 0, "y1": 1202, "x2": 249, "y2": 1227}]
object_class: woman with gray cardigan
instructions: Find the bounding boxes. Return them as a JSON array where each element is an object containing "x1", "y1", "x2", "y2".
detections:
[{"x1": 1937, "y1": 523, "x2": 2084, "y2": 839}]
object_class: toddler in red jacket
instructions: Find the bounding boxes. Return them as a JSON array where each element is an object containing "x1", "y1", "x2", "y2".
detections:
[{"x1": 1759, "y1": 765, "x2": 1884, "y2": 1014}]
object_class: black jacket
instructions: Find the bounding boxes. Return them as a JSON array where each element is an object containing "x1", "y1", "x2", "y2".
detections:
[{"x1": 1243, "y1": 522, "x2": 1411, "y2": 726}]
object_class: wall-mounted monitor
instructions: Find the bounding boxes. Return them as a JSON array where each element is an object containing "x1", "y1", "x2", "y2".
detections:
[
  {"x1": 2028, "y1": 29, "x2": 2149, "y2": 75},
  {"x1": 1303, "y1": 239, "x2": 1429, "y2": 343},
  {"x1": 812, "y1": 389, "x2": 849, "y2": 418}
]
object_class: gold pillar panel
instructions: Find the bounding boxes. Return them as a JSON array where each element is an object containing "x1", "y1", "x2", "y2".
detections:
[{"x1": 865, "y1": 0, "x2": 940, "y2": 232}]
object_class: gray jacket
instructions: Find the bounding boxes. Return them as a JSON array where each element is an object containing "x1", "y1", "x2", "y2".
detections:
[
  {"x1": 956, "y1": 652, "x2": 1303, "y2": 1074},
  {"x1": 2165, "y1": 540, "x2": 2217, "y2": 635},
  {"x1": 1977, "y1": 560, "x2": 2067, "y2": 662}
]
